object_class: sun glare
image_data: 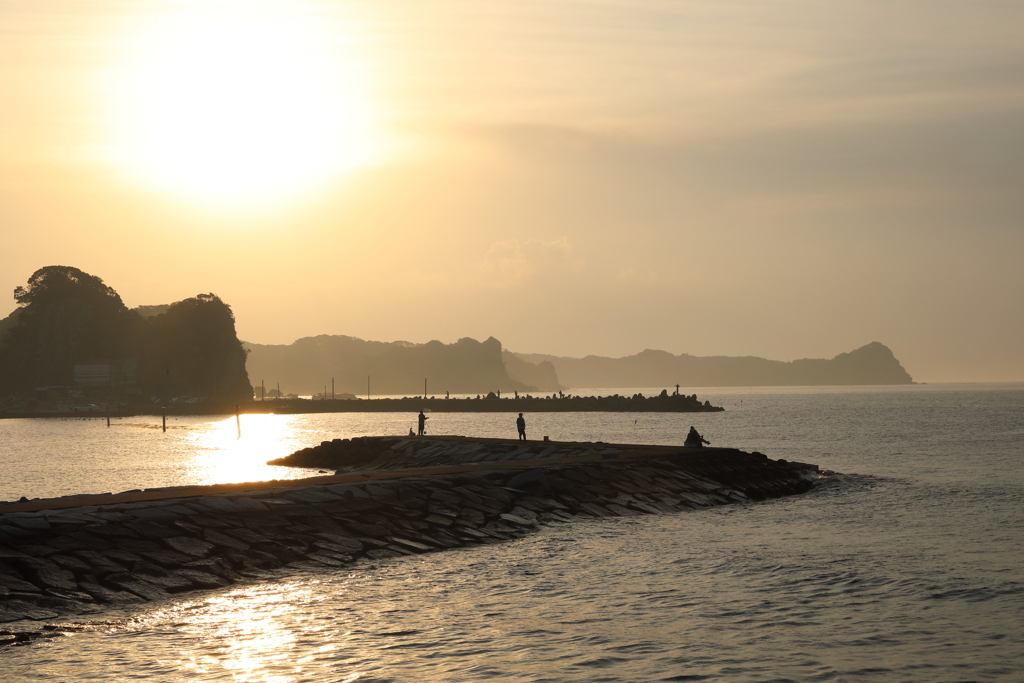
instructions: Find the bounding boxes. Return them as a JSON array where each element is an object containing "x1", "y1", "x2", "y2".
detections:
[{"x1": 107, "y1": 1, "x2": 377, "y2": 207}]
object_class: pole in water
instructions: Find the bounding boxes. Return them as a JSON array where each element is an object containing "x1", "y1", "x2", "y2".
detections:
[
  {"x1": 106, "y1": 403, "x2": 110, "y2": 427},
  {"x1": 236, "y1": 406, "x2": 241, "y2": 439},
  {"x1": 162, "y1": 410, "x2": 167, "y2": 433}
]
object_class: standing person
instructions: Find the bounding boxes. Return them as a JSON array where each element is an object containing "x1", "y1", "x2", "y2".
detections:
[
  {"x1": 516, "y1": 412, "x2": 527, "y2": 441},
  {"x1": 418, "y1": 410, "x2": 428, "y2": 436}
]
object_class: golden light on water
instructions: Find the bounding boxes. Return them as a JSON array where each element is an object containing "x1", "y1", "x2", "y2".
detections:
[
  {"x1": 105, "y1": 0, "x2": 378, "y2": 208},
  {"x1": 174, "y1": 583, "x2": 333, "y2": 681},
  {"x1": 185, "y1": 414, "x2": 317, "y2": 485}
]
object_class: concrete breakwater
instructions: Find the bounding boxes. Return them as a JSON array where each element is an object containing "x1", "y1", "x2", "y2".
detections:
[
  {"x1": 0, "y1": 437, "x2": 817, "y2": 645},
  {"x1": 246, "y1": 392, "x2": 724, "y2": 414}
]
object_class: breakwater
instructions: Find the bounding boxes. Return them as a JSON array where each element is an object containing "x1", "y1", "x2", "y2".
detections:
[
  {"x1": 1, "y1": 392, "x2": 722, "y2": 420},
  {"x1": 0, "y1": 436, "x2": 816, "y2": 645},
  {"x1": 247, "y1": 392, "x2": 724, "y2": 414}
]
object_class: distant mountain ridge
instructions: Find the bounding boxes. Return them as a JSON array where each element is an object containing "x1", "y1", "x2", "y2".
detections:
[
  {"x1": 244, "y1": 335, "x2": 536, "y2": 396},
  {"x1": 510, "y1": 342, "x2": 913, "y2": 388},
  {"x1": 244, "y1": 335, "x2": 912, "y2": 396}
]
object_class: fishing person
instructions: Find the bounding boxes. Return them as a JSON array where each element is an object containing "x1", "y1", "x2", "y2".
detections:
[
  {"x1": 418, "y1": 410, "x2": 428, "y2": 436},
  {"x1": 685, "y1": 425, "x2": 709, "y2": 448},
  {"x1": 516, "y1": 412, "x2": 527, "y2": 441}
]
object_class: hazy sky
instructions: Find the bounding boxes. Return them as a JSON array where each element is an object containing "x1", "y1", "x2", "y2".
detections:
[{"x1": 2, "y1": 0, "x2": 1022, "y2": 382}]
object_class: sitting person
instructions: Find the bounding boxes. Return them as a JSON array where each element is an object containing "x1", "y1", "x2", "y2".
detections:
[{"x1": 685, "y1": 426, "x2": 709, "y2": 448}]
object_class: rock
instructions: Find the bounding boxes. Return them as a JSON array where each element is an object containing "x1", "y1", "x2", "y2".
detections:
[
  {"x1": 185, "y1": 557, "x2": 240, "y2": 580},
  {"x1": 3, "y1": 516, "x2": 51, "y2": 531},
  {"x1": 33, "y1": 567, "x2": 79, "y2": 591},
  {"x1": 101, "y1": 574, "x2": 169, "y2": 602},
  {"x1": 0, "y1": 573, "x2": 42, "y2": 594},
  {"x1": 604, "y1": 503, "x2": 639, "y2": 517},
  {"x1": 48, "y1": 554, "x2": 93, "y2": 575},
  {"x1": 387, "y1": 537, "x2": 432, "y2": 552},
  {"x1": 1, "y1": 600, "x2": 58, "y2": 620},
  {"x1": 162, "y1": 536, "x2": 214, "y2": 558},
  {"x1": 126, "y1": 520, "x2": 178, "y2": 539},
  {"x1": 137, "y1": 572, "x2": 193, "y2": 592},
  {"x1": 508, "y1": 506, "x2": 538, "y2": 522},
  {"x1": 202, "y1": 529, "x2": 250, "y2": 551},
  {"x1": 43, "y1": 587, "x2": 94, "y2": 602},
  {"x1": 578, "y1": 502, "x2": 613, "y2": 517},
  {"x1": 218, "y1": 527, "x2": 268, "y2": 545},
  {"x1": 116, "y1": 538, "x2": 163, "y2": 554},
  {"x1": 364, "y1": 548, "x2": 403, "y2": 560},
  {"x1": 173, "y1": 569, "x2": 228, "y2": 589},
  {"x1": 313, "y1": 540, "x2": 362, "y2": 555},
  {"x1": 499, "y1": 513, "x2": 536, "y2": 527},
  {"x1": 139, "y1": 549, "x2": 193, "y2": 568},
  {"x1": 306, "y1": 553, "x2": 347, "y2": 567}
]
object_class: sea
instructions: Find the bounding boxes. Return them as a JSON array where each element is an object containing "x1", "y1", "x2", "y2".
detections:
[{"x1": 1, "y1": 383, "x2": 1022, "y2": 682}]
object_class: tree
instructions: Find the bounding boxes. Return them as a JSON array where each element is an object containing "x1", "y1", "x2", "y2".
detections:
[
  {"x1": 144, "y1": 293, "x2": 251, "y2": 401},
  {"x1": 0, "y1": 266, "x2": 140, "y2": 390}
]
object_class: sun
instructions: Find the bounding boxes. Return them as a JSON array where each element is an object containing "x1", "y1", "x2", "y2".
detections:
[{"x1": 107, "y1": 1, "x2": 377, "y2": 207}]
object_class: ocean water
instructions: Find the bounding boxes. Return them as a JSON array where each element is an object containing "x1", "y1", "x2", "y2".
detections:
[{"x1": 2, "y1": 384, "x2": 1023, "y2": 682}]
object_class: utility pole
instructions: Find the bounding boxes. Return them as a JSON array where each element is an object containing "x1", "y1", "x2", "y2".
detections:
[
  {"x1": 367, "y1": 375, "x2": 370, "y2": 400},
  {"x1": 424, "y1": 378, "x2": 427, "y2": 399},
  {"x1": 261, "y1": 379, "x2": 265, "y2": 401}
]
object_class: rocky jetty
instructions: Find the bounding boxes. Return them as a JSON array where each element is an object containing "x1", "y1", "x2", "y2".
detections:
[
  {"x1": 0, "y1": 437, "x2": 818, "y2": 646},
  {"x1": 245, "y1": 391, "x2": 723, "y2": 415}
]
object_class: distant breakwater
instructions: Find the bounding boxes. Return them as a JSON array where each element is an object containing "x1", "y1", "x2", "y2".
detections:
[
  {"x1": 250, "y1": 392, "x2": 723, "y2": 414},
  {"x1": 0, "y1": 437, "x2": 815, "y2": 645},
  {"x1": 0, "y1": 392, "x2": 723, "y2": 420}
]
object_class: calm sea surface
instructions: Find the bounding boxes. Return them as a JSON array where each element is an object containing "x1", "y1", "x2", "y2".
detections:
[{"x1": 1, "y1": 384, "x2": 1022, "y2": 682}]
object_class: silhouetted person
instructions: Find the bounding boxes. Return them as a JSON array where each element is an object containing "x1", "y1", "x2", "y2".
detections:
[
  {"x1": 516, "y1": 413, "x2": 526, "y2": 441},
  {"x1": 409, "y1": 428, "x2": 415, "y2": 437},
  {"x1": 418, "y1": 410, "x2": 428, "y2": 436},
  {"x1": 685, "y1": 426, "x2": 709, "y2": 448}
]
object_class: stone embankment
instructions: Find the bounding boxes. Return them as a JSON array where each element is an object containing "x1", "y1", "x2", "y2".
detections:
[{"x1": 0, "y1": 437, "x2": 818, "y2": 645}]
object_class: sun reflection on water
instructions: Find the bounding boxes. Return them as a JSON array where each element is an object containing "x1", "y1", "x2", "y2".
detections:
[
  {"x1": 167, "y1": 582, "x2": 340, "y2": 682},
  {"x1": 183, "y1": 414, "x2": 323, "y2": 486}
]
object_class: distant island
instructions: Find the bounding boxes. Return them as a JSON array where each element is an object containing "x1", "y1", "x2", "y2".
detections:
[
  {"x1": 246, "y1": 336, "x2": 913, "y2": 396},
  {"x1": 511, "y1": 342, "x2": 914, "y2": 388}
]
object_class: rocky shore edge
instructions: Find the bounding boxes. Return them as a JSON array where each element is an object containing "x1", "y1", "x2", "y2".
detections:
[{"x1": 0, "y1": 438, "x2": 818, "y2": 647}]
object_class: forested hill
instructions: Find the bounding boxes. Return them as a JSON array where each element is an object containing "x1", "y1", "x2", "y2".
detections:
[
  {"x1": 510, "y1": 342, "x2": 914, "y2": 388},
  {"x1": 0, "y1": 266, "x2": 251, "y2": 401},
  {"x1": 244, "y1": 336, "x2": 545, "y2": 396}
]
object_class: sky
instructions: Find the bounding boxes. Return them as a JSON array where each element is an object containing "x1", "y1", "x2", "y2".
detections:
[{"x1": 1, "y1": 0, "x2": 1022, "y2": 383}]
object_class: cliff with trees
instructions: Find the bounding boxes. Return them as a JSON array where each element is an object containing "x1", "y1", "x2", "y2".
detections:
[
  {"x1": 244, "y1": 335, "x2": 542, "y2": 396},
  {"x1": 0, "y1": 266, "x2": 251, "y2": 403}
]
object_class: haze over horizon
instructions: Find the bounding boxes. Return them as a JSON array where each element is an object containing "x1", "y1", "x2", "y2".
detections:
[{"x1": 2, "y1": 1, "x2": 1022, "y2": 384}]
